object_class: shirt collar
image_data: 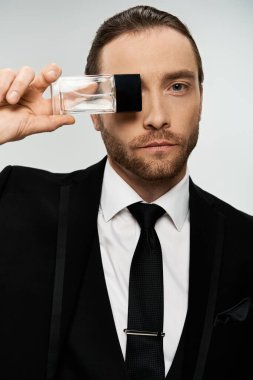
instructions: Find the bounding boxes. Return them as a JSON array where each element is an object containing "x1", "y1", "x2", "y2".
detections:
[{"x1": 100, "y1": 160, "x2": 189, "y2": 231}]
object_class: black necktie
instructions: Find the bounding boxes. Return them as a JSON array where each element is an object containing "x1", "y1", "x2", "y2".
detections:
[{"x1": 125, "y1": 202, "x2": 166, "y2": 380}]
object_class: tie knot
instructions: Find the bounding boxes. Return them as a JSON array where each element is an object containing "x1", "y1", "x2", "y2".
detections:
[{"x1": 128, "y1": 202, "x2": 165, "y2": 229}]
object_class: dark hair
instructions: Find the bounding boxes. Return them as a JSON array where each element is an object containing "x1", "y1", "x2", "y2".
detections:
[{"x1": 85, "y1": 5, "x2": 204, "y2": 86}]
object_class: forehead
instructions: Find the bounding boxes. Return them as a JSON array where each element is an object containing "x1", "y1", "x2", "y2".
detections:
[{"x1": 99, "y1": 27, "x2": 198, "y2": 77}]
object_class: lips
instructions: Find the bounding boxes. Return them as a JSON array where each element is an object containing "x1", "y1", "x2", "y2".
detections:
[{"x1": 141, "y1": 140, "x2": 176, "y2": 148}]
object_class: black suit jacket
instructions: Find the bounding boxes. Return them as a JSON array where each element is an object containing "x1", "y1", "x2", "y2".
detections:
[{"x1": 0, "y1": 157, "x2": 252, "y2": 380}]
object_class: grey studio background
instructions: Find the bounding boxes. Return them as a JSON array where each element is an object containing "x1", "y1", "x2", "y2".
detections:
[{"x1": 0, "y1": 0, "x2": 252, "y2": 214}]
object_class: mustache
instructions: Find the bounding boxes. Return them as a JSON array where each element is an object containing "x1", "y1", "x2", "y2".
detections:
[{"x1": 129, "y1": 130, "x2": 184, "y2": 147}]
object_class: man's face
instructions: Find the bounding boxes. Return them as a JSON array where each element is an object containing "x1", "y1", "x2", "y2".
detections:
[{"x1": 92, "y1": 27, "x2": 202, "y2": 184}]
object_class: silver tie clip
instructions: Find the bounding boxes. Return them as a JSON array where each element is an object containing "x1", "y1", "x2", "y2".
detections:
[{"x1": 124, "y1": 329, "x2": 165, "y2": 337}]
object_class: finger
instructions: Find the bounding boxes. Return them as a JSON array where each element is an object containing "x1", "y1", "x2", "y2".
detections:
[
  {"x1": 6, "y1": 66, "x2": 35, "y2": 104},
  {"x1": 0, "y1": 68, "x2": 16, "y2": 103},
  {"x1": 30, "y1": 63, "x2": 62, "y2": 94}
]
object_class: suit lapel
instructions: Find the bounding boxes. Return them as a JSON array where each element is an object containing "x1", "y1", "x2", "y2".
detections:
[
  {"x1": 63, "y1": 230, "x2": 129, "y2": 379},
  {"x1": 182, "y1": 181, "x2": 225, "y2": 380},
  {"x1": 59, "y1": 158, "x2": 107, "y2": 348},
  {"x1": 57, "y1": 157, "x2": 128, "y2": 379}
]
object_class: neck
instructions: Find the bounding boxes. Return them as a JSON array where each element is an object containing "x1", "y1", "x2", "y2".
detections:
[{"x1": 108, "y1": 158, "x2": 186, "y2": 203}]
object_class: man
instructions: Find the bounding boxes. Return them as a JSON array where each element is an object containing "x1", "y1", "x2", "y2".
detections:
[{"x1": 0, "y1": 5, "x2": 252, "y2": 380}]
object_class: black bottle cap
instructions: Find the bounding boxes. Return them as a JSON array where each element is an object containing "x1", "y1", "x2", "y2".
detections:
[{"x1": 114, "y1": 74, "x2": 142, "y2": 113}]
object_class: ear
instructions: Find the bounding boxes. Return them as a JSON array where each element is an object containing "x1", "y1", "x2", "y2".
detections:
[{"x1": 91, "y1": 115, "x2": 102, "y2": 131}]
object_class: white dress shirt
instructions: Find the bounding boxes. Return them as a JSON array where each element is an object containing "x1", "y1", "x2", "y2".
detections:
[{"x1": 97, "y1": 161, "x2": 190, "y2": 375}]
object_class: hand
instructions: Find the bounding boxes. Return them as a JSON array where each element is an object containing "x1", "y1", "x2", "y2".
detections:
[{"x1": 0, "y1": 63, "x2": 75, "y2": 145}]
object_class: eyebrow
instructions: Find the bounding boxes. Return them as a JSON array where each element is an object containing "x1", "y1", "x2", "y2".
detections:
[
  {"x1": 161, "y1": 70, "x2": 196, "y2": 81},
  {"x1": 140, "y1": 70, "x2": 197, "y2": 90}
]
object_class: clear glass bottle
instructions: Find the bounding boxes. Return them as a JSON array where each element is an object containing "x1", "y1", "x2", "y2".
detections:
[{"x1": 50, "y1": 74, "x2": 142, "y2": 115}]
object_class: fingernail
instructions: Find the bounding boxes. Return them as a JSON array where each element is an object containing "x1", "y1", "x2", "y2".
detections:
[
  {"x1": 8, "y1": 91, "x2": 19, "y2": 102},
  {"x1": 47, "y1": 70, "x2": 57, "y2": 80}
]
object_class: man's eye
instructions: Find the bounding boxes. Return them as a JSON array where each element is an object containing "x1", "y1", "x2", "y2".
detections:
[{"x1": 171, "y1": 83, "x2": 186, "y2": 92}]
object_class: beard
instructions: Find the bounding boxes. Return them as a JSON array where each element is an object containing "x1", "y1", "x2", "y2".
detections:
[{"x1": 99, "y1": 121, "x2": 199, "y2": 183}]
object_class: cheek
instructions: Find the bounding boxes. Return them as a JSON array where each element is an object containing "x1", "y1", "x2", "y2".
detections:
[
  {"x1": 101, "y1": 112, "x2": 142, "y2": 141},
  {"x1": 171, "y1": 97, "x2": 201, "y2": 124},
  {"x1": 168, "y1": 102, "x2": 200, "y2": 140}
]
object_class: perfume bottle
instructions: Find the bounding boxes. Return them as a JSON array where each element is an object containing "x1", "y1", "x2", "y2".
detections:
[{"x1": 50, "y1": 74, "x2": 142, "y2": 115}]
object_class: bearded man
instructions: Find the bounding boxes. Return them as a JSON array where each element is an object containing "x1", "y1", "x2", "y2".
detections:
[{"x1": 0, "y1": 5, "x2": 252, "y2": 380}]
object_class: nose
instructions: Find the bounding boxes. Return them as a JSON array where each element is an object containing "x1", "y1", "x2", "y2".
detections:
[{"x1": 142, "y1": 91, "x2": 170, "y2": 131}]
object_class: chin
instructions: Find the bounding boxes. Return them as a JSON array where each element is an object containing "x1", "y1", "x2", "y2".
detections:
[{"x1": 119, "y1": 156, "x2": 187, "y2": 183}]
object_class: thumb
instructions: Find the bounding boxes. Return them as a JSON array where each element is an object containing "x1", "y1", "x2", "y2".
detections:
[{"x1": 24, "y1": 114, "x2": 75, "y2": 137}]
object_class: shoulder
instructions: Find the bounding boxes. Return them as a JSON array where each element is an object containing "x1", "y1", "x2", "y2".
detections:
[
  {"x1": 190, "y1": 180, "x2": 253, "y2": 228},
  {"x1": 0, "y1": 158, "x2": 107, "y2": 196}
]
